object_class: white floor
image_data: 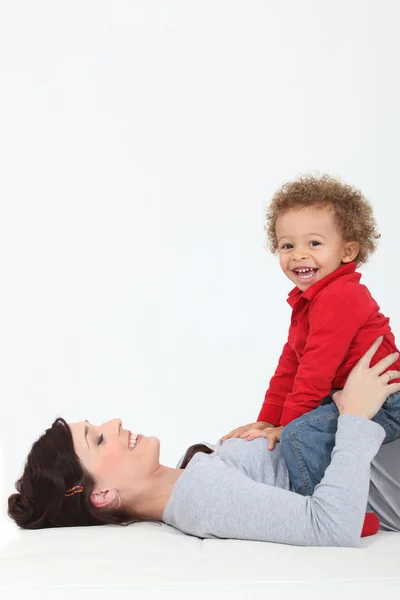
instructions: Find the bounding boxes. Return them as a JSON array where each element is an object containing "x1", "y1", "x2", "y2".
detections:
[{"x1": 1, "y1": 522, "x2": 400, "y2": 599}]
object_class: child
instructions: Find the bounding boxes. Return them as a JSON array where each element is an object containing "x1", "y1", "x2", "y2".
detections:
[{"x1": 222, "y1": 174, "x2": 400, "y2": 536}]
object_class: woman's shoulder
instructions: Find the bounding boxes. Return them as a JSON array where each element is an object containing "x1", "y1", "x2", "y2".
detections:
[
  {"x1": 176, "y1": 437, "x2": 269, "y2": 469},
  {"x1": 163, "y1": 438, "x2": 290, "y2": 539},
  {"x1": 195, "y1": 437, "x2": 286, "y2": 484},
  {"x1": 217, "y1": 437, "x2": 269, "y2": 462}
]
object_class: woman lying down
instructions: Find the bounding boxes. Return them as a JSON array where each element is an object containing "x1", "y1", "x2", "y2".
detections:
[{"x1": 8, "y1": 339, "x2": 400, "y2": 547}]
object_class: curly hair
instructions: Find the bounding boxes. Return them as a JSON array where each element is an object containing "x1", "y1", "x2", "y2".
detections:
[{"x1": 265, "y1": 174, "x2": 380, "y2": 264}]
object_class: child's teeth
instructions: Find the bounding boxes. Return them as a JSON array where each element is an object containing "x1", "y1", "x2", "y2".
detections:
[{"x1": 295, "y1": 268, "x2": 316, "y2": 280}]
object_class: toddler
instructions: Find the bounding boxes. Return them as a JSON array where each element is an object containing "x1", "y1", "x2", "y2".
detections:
[{"x1": 222, "y1": 174, "x2": 400, "y2": 536}]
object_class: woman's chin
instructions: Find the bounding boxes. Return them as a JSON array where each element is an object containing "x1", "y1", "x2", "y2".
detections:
[{"x1": 140, "y1": 435, "x2": 161, "y2": 455}]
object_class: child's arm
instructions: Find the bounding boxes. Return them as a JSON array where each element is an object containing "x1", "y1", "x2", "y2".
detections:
[
  {"x1": 257, "y1": 341, "x2": 299, "y2": 426},
  {"x1": 279, "y1": 292, "x2": 363, "y2": 426},
  {"x1": 223, "y1": 342, "x2": 298, "y2": 441}
]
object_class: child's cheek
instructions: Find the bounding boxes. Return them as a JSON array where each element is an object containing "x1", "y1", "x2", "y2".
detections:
[{"x1": 279, "y1": 253, "x2": 288, "y2": 271}]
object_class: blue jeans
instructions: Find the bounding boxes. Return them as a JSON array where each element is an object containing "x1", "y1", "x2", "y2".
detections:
[{"x1": 280, "y1": 391, "x2": 400, "y2": 497}]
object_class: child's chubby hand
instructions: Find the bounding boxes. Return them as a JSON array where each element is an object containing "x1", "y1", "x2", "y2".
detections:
[
  {"x1": 222, "y1": 421, "x2": 273, "y2": 442},
  {"x1": 240, "y1": 425, "x2": 284, "y2": 450}
]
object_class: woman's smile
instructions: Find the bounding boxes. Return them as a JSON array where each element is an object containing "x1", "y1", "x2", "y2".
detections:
[{"x1": 128, "y1": 432, "x2": 142, "y2": 451}]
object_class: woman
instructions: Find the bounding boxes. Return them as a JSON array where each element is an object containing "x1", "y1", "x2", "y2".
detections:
[{"x1": 8, "y1": 339, "x2": 400, "y2": 546}]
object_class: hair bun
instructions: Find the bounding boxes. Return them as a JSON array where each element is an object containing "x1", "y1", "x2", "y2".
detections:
[{"x1": 8, "y1": 492, "x2": 37, "y2": 528}]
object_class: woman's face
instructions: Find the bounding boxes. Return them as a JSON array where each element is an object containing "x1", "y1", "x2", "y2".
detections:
[{"x1": 69, "y1": 418, "x2": 161, "y2": 505}]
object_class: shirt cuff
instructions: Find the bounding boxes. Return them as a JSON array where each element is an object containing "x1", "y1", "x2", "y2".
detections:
[
  {"x1": 279, "y1": 406, "x2": 307, "y2": 426},
  {"x1": 257, "y1": 403, "x2": 282, "y2": 426}
]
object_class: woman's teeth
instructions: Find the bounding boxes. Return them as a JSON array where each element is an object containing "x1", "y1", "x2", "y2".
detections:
[{"x1": 129, "y1": 433, "x2": 139, "y2": 450}]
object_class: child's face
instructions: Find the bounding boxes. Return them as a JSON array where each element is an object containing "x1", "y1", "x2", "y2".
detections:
[{"x1": 275, "y1": 206, "x2": 359, "y2": 292}]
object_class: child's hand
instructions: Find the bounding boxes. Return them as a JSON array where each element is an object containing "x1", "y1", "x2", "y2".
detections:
[
  {"x1": 222, "y1": 421, "x2": 273, "y2": 441},
  {"x1": 241, "y1": 426, "x2": 284, "y2": 450}
]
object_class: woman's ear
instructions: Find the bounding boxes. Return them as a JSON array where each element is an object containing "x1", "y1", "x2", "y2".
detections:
[
  {"x1": 342, "y1": 241, "x2": 360, "y2": 263},
  {"x1": 90, "y1": 488, "x2": 119, "y2": 509}
]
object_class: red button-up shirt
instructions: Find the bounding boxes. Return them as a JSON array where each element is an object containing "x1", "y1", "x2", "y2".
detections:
[{"x1": 258, "y1": 262, "x2": 400, "y2": 426}]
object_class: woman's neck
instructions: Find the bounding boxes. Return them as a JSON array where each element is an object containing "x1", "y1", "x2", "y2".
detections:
[{"x1": 129, "y1": 465, "x2": 184, "y2": 521}]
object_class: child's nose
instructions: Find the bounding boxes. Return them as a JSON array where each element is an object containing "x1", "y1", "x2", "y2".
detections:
[{"x1": 292, "y1": 246, "x2": 309, "y2": 261}]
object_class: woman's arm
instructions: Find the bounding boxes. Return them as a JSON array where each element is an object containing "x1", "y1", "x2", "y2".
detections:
[
  {"x1": 187, "y1": 415, "x2": 383, "y2": 547},
  {"x1": 170, "y1": 338, "x2": 400, "y2": 546}
]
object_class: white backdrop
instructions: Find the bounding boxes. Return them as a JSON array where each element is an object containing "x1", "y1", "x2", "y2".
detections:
[{"x1": 1, "y1": 0, "x2": 400, "y2": 538}]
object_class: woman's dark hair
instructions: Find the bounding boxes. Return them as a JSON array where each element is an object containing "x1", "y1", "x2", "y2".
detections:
[
  {"x1": 179, "y1": 443, "x2": 213, "y2": 468},
  {"x1": 8, "y1": 418, "x2": 213, "y2": 530},
  {"x1": 8, "y1": 418, "x2": 134, "y2": 529}
]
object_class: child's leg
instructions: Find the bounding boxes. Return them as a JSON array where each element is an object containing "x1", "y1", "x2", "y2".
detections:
[
  {"x1": 280, "y1": 402, "x2": 338, "y2": 496},
  {"x1": 281, "y1": 391, "x2": 400, "y2": 496},
  {"x1": 371, "y1": 391, "x2": 400, "y2": 443},
  {"x1": 280, "y1": 398, "x2": 383, "y2": 538}
]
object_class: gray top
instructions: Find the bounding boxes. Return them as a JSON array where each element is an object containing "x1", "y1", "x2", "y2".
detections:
[
  {"x1": 370, "y1": 437, "x2": 400, "y2": 531},
  {"x1": 164, "y1": 415, "x2": 385, "y2": 547}
]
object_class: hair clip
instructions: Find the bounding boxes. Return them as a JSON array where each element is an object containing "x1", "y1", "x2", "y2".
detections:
[{"x1": 65, "y1": 485, "x2": 84, "y2": 497}]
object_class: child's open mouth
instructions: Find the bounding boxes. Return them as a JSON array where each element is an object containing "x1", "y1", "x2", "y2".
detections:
[{"x1": 293, "y1": 267, "x2": 318, "y2": 282}]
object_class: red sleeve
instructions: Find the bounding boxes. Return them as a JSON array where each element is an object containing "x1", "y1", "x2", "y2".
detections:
[
  {"x1": 257, "y1": 342, "x2": 299, "y2": 426},
  {"x1": 279, "y1": 292, "x2": 363, "y2": 426}
]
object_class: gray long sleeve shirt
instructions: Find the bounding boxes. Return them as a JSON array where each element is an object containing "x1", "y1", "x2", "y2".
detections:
[
  {"x1": 369, "y1": 437, "x2": 400, "y2": 531},
  {"x1": 163, "y1": 415, "x2": 385, "y2": 547}
]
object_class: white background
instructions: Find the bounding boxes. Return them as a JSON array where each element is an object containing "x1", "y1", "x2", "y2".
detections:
[{"x1": 1, "y1": 0, "x2": 399, "y2": 540}]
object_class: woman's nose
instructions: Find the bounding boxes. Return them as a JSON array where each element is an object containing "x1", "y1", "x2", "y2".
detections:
[{"x1": 103, "y1": 418, "x2": 122, "y2": 433}]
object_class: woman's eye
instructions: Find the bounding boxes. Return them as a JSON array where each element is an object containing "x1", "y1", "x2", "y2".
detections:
[
  {"x1": 310, "y1": 241, "x2": 321, "y2": 247},
  {"x1": 98, "y1": 434, "x2": 104, "y2": 446}
]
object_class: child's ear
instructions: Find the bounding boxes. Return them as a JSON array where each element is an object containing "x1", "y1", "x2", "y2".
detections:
[{"x1": 342, "y1": 241, "x2": 360, "y2": 263}]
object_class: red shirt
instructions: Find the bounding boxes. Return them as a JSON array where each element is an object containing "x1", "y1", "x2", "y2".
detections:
[{"x1": 258, "y1": 262, "x2": 400, "y2": 427}]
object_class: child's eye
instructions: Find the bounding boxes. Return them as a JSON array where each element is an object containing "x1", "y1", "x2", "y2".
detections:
[
  {"x1": 280, "y1": 243, "x2": 293, "y2": 250},
  {"x1": 309, "y1": 241, "x2": 321, "y2": 247},
  {"x1": 98, "y1": 434, "x2": 104, "y2": 446}
]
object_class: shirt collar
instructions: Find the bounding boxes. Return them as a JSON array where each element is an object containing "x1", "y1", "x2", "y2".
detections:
[{"x1": 287, "y1": 262, "x2": 359, "y2": 307}]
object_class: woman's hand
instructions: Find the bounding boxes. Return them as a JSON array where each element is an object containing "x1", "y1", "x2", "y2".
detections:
[
  {"x1": 240, "y1": 426, "x2": 284, "y2": 450},
  {"x1": 333, "y1": 337, "x2": 400, "y2": 419}
]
